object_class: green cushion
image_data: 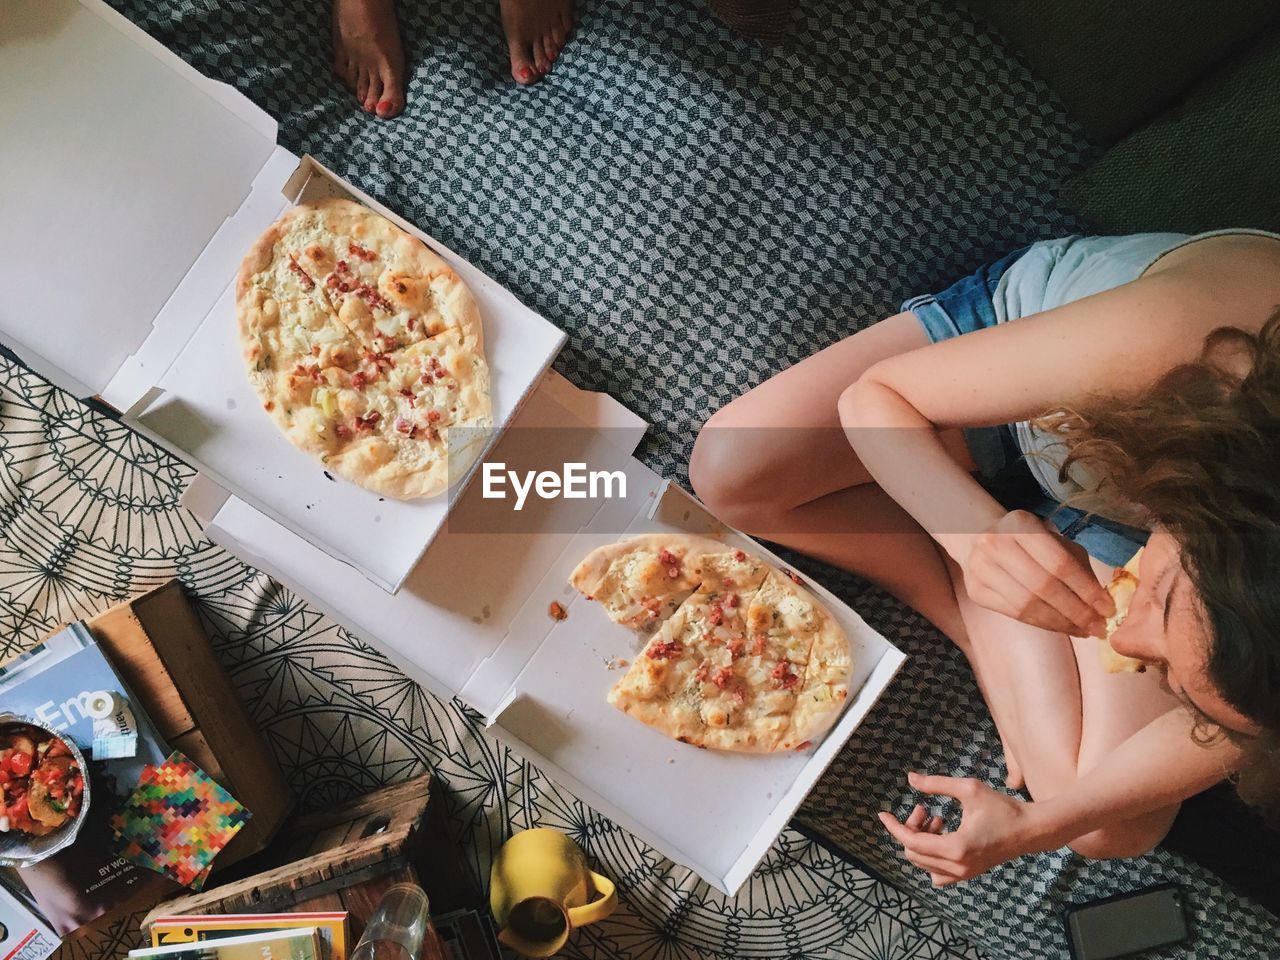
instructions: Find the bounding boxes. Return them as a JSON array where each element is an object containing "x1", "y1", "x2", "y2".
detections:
[
  {"x1": 962, "y1": 0, "x2": 1280, "y2": 141},
  {"x1": 1064, "y1": 29, "x2": 1280, "y2": 235}
]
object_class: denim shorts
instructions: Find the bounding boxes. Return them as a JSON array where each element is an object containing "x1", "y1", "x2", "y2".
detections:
[{"x1": 901, "y1": 248, "x2": 1148, "y2": 567}]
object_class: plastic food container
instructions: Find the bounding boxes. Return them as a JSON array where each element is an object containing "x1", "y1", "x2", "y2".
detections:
[{"x1": 0, "y1": 715, "x2": 92, "y2": 868}]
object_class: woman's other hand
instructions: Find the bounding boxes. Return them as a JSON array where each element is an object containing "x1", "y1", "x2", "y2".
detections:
[
  {"x1": 878, "y1": 771, "x2": 1042, "y2": 886},
  {"x1": 956, "y1": 509, "x2": 1112, "y2": 636}
]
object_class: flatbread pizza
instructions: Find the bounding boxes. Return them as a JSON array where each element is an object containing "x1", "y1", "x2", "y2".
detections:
[
  {"x1": 236, "y1": 198, "x2": 491, "y2": 500},
  {"x1": 573, "y1": 536, "x2": 853, "y2": 753}
]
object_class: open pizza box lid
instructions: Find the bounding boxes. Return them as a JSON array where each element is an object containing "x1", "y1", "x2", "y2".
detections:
[
  {"x1": 0, "y1": 0, "x2": 566, "y2": 594},
  {"x1": 191, "y1": 372, "x2": 906, "y2": 895},
  {"x1": 2, "y1": 0, "x2": 908, "y2": 895}
]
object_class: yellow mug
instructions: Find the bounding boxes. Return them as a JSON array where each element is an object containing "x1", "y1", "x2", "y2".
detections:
[{"x1": 489, "y1": 828, "x2": 617, "y2": 958}]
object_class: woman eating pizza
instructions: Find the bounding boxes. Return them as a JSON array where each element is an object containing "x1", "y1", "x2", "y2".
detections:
[{"x1": 689, "y1": 229, "x2": 1280, "y2": 884}]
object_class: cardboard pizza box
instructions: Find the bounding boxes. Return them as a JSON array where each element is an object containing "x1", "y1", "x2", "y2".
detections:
[
  {"x1": 0, "y1": 0, "x2": 907, "y2": 895},
  {"x1": 188, "y1": 373, "x2": 906, "y2": 895},
  {"x1": 0, "y1": 0, "x2": 566, "y2": 594}
]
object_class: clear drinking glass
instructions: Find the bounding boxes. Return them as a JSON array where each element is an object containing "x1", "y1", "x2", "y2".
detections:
[{"x1": 349, "y1": 884, "x2": 431, "y2": 960}]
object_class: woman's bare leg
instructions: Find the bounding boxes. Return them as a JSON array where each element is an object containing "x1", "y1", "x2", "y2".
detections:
[
  {"x1": 942, "y1": 553, "x2": 1183, "y2": 855},
  {"x1": 690, "y1": 313, "x2": 976, "y2": 640}
]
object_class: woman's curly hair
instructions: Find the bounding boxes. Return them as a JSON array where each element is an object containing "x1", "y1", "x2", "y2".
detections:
[{"x1": 1035, "y1": 309, "x2": 1280, "y2": 816}]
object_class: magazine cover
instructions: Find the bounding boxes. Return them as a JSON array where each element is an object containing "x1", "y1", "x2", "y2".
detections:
[
  {"x1": 0, "y1": 882, "x2": 59, "y2": 960},
  {"x1": 0, "y1": 623, "x2": 171, "y2": 934}
]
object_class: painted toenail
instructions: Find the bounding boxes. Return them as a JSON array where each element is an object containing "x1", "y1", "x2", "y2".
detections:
[
  {"x1": 377, "y1": 99, "x2": 394, "y2": 113},
  {"x1": 517, "y1": 66, "x2": 532, "y2": 82}
]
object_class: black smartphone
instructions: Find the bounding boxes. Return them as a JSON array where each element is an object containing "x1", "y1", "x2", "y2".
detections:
[{"x1": 1064, "y1": 884, "x2": 1190, "y2": 960}]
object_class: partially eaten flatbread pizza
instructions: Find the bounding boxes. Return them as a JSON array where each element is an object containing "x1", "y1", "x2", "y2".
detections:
[{"x1": 570, "y1": 536, "x2": 853, "y2": 753}]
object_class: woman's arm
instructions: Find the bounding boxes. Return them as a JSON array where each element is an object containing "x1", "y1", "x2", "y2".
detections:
[
  {"x1": 839, "y1": 247, "x2": 1280, "y2": 632},
  {"x1": 883, "y1": 708, "x2": 1243, "y2": 884}
]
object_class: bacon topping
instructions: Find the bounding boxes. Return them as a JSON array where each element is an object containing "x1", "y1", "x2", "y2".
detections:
[
  {"x1": 657, "y1": 547, "x2": 682, "y2": 580},
  {"x1": 724, "y1": 637, "x2": 745, "y2": 658},
  {"x1": 399, "y1": 388, "x2": 416, "y2": 405},
  {"x1": 646, "y1": 638, "x2": 684, "y2": 661},
  {"x1": 426, "y1": 409, "x2": 442, "y2": 425},
  {"x1": 783, "y1": 568, "x2": 805, "y2": 586},
  {"x1": 352, "y1": 371, "x2": 369, "y2": 390},
  {"x1": 288, "y1": 257, "x2": 315, "y2": 290},
  {"x1": 751, "y1": 634, "x2": 767, "y2": 656},
  {"x1": 707, "y1": 605, "x2": 724, "y2": 626},
  {"x1": 348, "y1": 242, "x2": 376, "y2": 262},
  {"x1": 724, "y1": 592, "x2": 739, "y2": 609},
  {"x1": 734, "y1": 550, "x2": 747, "y2": 562},
  {"x1": 771, "y1": 662, "x2": 799, "y2": 690},
  {"x1": 326, "y1": 274, "x2": 352, "y2": 293},
  {"x1": 711, "y1": 667, "x2": 735, "y2": 690},
  {"x1": 294, "y1": 363, "x2": 323, "y2": 383},
  {"x1": 394, "y1": 417, "x2": 413, "y2": 434},
  {"x1": 694, "y1": 661, "x2": 710, "y2": 683},
  {"x1": 355, "y1": 411, "x2": 381, "y2": 431},
  {"x1": 356, "y1": 283, "x2": 394, "y2": 313},
  {"x1": 362, "y1": 350, "x2": 394, "y2": 373},
  {"x1": 336, "y1": 259, "x2": 350, "y2": 274},
  {"x1": 419, "y1": 356, "x2": 447, "y2": 385},
  {"x1": 335, "y1": 423, "x2": 352, "y2": 439}
]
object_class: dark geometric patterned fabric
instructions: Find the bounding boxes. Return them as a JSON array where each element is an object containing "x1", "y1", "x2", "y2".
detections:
[
  {"x1": 0, "y1": 355, "x2": 982, "y2": 960},
  {"x1": 4, "y1": 0, "x2": 1274, "y2": 955}
]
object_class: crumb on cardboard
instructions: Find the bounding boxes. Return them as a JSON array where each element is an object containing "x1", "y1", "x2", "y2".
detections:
[
  {"x1": 617, "y1": 658, "x2": 629, "y2": 667},
  {"x1": 549, "y1": 601, "x2": 568, "y2": 621}
]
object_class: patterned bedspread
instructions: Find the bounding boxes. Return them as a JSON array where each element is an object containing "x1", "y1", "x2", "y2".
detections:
[{"x1": 3, "y1": 0, "x2": 1275, "y2": 956}]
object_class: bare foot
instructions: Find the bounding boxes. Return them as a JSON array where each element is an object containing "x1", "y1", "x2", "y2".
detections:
[
  {"x1": 500, "y1": 0, "x2": 574, "y2": 85},
  {"x1": 333, "y1": 0, "x2": 406, "y2": 118}
]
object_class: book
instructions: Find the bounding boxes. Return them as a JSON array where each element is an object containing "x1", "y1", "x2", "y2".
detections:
[
  {"x1": 129, "y1": 929, "x2": 322, "y2": 960},
  {"x1": 0, "y1": 623, "x2": 172, "y2": 934},
  {"x1": 0, "y1": 882, "x2": 59, "y2": 960},
  {"x1": 149, "y1": 913, "x2": 348, "y2": 960}
]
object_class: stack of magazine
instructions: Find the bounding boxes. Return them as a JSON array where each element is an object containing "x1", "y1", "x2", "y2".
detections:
[
  {"x1": 130, "y1": 929, "x2": 323, "y2": 960},
  {"x1": 0, "y1": 623, "x2": 170, "y2": 935}
]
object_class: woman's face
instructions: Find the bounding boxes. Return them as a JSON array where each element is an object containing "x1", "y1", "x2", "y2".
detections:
[{"x1": 1109, "y1": 530, "x2": 1262, "y2": 736}]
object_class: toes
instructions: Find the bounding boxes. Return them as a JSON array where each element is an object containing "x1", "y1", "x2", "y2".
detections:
[
  {"x1": 365, "y1": 72, "x2": 384, "y2": 113},
  {"x1": 542, "y1": 33, "x2": 559, "y2": 66},
  {"x1": 375, "y1": 67, "x2": 404, "y2": 118},
  {"x1": 355, "y1": 66, "x2": 372, "y2": 111},
  {"x1": 532, "y1": 37, "x2": 551, "y2": 76},
  {"x1": 508, "y1": 40, "x2": 537, "y2": 85}
]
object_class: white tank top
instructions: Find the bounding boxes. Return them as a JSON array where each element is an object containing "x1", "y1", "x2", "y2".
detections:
[{"x1": 991, "y1": 229, "x2": 1280, "y2": 508}]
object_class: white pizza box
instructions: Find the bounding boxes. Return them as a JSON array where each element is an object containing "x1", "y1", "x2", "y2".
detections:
[
  {"x1": 187, "y1": 371, "x2": 907, "y2": 895},
  {"x1": 0, "y1": 0, "x2": 566, "y2": 593}
]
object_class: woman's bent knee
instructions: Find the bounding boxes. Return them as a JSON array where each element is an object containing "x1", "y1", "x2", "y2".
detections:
[{"x1": 689, "y1": 408, "x2": 801, "y2": 530}]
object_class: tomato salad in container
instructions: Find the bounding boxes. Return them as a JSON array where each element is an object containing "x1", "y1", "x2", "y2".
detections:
[{"x1": 0, "y1": 717, "x2": 91, "y2": 867}]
